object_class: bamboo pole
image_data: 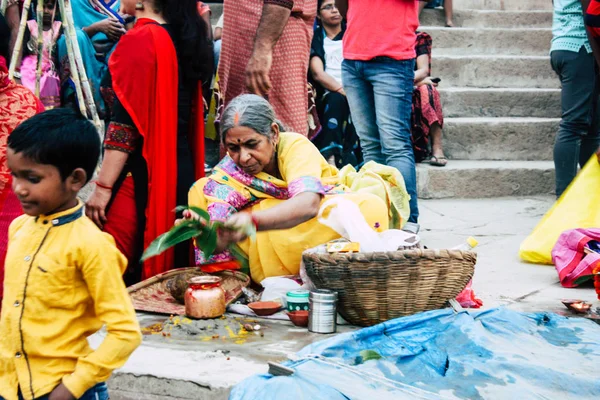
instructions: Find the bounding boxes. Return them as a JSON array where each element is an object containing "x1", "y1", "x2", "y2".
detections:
[
  {"x1": 57, "y1": 0, "x2": 87, "y2": 117},
  {"x1": 60, "y1": 0, "x2": 103, "y2": 136},
  {"x1": 1, "y1": 0, "x2": 8, "y2": 16},
  {"x1": 35, "y1": 0, "x2": 44, "y2": 97},
  {"x1": 8, "y1": 0, "x2": 32, "y2": 80}
]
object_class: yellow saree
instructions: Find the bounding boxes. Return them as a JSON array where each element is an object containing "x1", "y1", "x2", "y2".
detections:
[{"x1": 189, "y1": 132, "x2": 409, "y2": 283}]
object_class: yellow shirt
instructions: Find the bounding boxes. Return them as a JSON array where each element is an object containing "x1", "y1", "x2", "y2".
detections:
[{"x1": 0, "y1": 202, "x2": 142, "y2": 400}]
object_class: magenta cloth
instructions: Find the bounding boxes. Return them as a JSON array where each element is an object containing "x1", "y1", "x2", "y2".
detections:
[{"x1": 552, "y1": 228, "x2": 600, "y2": 288}]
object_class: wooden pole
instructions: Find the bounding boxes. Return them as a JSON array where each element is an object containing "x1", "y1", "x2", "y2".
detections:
[
  {"x1": 35, "y1": 0, "x2": 44, "y2": 97},
  {"x1": 8, "y1": 0, "x2": 32, "y2": 80},
  {"x1": 60, "y1": 0, "x2": 103, "y2": 135},
  {"x1": 57, "y1": 0, "x2": 87, "y2": 117},
  {"x1": 1, "y1": 0, "x2": 8, "y2": 16}
]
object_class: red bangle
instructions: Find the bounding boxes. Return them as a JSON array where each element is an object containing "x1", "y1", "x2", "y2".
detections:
[
  {"x1": 94, "y1": 181, "x2": 113, "y2": 191},
  {"x1": 250, "y1": 214, "x2": 259, "y2": 231}
]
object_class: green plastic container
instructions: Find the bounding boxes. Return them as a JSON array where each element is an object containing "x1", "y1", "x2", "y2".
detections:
[{"x1": 286, "y1": 290, "x2": 310, "y2": 312}]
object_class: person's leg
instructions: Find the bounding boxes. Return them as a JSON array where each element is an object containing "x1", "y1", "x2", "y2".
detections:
[
  {"x1": 418, "y1": 0, "x2": 428, "y2": 14},
  {"x1": 444, "y1": 0, "x2": 454, "y2": 27},
  {"x1": 581, "y1": 63, "x2": 600, "y2": 166},
  {"x1": 551, "y1": 48, "x2": 597, "y2": 197},
  {"x1": 315, "y1": 92, "x2": 346, "y2": 162},
  {"x1": 429, "y1": 122, "x2": 447, "y2": 165},
  {"x1": 366, "y1": 57, "x2": 419, "y2": 223},
  {"x1": 342, "y1": 59, "x2": 385, "y2": 165}
]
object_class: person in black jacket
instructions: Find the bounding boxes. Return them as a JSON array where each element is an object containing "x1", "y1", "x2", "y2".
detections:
[{"x1": 309, "y1": 0, "x2": 361, "y2": 168}]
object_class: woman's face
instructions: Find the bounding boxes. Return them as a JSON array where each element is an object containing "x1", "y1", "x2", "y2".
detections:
[
  {"x1": 318, "y1": 0, "x2": 342, "y2": 26},
  {"x1": 120, "y1": 0, "x2": 137, "y2": 16},
  {"x1": 224, "y1": 125, "x2": 279, "y2": 176}
]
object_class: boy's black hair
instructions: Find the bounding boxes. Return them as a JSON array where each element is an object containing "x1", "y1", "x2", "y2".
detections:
[{"x1": 8, "y1": 108, "x2": 100, "y2": 183}]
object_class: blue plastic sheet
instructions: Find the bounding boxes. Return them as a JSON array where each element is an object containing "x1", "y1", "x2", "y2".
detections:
[{"x1": 230, "y1": 308, "x2": 600, "y2": 399}]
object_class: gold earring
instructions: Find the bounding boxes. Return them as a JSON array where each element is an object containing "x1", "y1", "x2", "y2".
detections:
[{"x1": 135, "y1": 1, "x2": 144, "y2": 10}]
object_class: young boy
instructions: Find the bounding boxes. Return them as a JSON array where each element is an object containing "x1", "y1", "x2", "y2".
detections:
[{"x1": 0, "y1": 109, "x2": 141, "y2": 400}]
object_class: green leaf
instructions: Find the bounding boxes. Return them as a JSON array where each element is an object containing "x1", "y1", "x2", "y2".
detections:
[
  {"x1": 188, "y1": 206, "x2": 211, "y2": 222},
  {"x1": 141, "y1": 220, "x2": 204, "y2": 261},
  {"x1": 356, "y1": 350, "x2": 382, "y2": 364}
]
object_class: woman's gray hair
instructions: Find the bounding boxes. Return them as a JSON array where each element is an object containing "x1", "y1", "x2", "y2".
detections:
[{"x1": 220, "y1": 94, "x2": 285, "y2": 142}]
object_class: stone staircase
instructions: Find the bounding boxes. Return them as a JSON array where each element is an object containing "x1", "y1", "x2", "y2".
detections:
[
  {"x1": 206, "y1": 1, "x2": 558, "y2": 199},
  {"x1": 418, "y1": 1, "x2": 557, "y2": 198}
]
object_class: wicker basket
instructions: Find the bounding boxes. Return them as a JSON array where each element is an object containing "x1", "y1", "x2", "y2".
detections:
[{"x1": 302, "y1": 248, "x2": 476, "y2": 327}]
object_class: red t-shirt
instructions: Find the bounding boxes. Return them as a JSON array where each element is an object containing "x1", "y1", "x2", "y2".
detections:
[{"x1": 343, "y1": 0, "x2": 419, "y2": 61}]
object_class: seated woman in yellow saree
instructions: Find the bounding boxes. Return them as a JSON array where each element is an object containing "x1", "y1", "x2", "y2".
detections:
[{"x1": 189, "y1": 94, "x2": 410, "y2": 283}]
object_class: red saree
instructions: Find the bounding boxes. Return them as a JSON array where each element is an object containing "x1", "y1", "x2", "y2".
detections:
[
  {"x1": 109, "y1": 19, "x2": 204, "y2": 279},
  {"x1": 0, "y1": 56, "x2": 44, "y2": 302}
]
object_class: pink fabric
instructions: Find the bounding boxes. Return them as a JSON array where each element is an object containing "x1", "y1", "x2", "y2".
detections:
[
  {"x1": 20, "y1": 21, "x2": 61, "y2": 109},
  {"x1": 344, "y1": 0, "x2": 419, "y2": 61},
  {"x1": 552, "y1": 228, "x2": 600, "y2": 288}
]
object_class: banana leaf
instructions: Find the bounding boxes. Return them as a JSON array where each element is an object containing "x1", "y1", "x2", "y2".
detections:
[{"x1": 141, "y1": 206, "x2": 252, "y2": 267}]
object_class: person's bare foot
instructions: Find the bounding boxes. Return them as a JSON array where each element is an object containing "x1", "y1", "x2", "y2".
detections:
[
  {"x1": 445, "y1": 20, "x2": 454, "y2": 27},
  {"x1": 428, "y1": 150, "x2": 448, "y2": 167}
]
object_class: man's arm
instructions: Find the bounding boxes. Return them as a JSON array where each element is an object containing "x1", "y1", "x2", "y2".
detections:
[
  {"x1": 245, "y1": 2, "x2": 292, "y2": 95},
  {"x1": 336, "y1": 0, "x2": 348, "y2": 18}
]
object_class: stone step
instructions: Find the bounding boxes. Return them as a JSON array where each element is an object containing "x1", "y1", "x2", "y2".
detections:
[
  {"x1": 443, "y1": 117, "x2": 558, "y2": 161},
  {"x1": 417, "y1": 160, "x2": 555, "y2": 199},
  {"x1": 424, "y1": 27, "x2": 551, "y2": 56},
  {"x1": 454, "y1": 0, "x2": 552, "y2": 10},
  {"x1": 439, "y1": 88, "x2": 560, "y2": 118},
  {"x1": 420, "y1": 9, "x2": 552, "y2": 28},
  {"x1": 435, "y1": 55, "x2": 558, "y2": 88}
]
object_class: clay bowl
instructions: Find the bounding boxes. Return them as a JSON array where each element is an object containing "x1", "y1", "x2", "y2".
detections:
[
  {"x1": 287, "y1": 310, "x2": 309, "y2": 327},
  {"x1": 561, "y1": 299, "x2": 592, "y2": 314},
  {"x1": 248, "y1": 301, "x2": 281, "y2": 316}
]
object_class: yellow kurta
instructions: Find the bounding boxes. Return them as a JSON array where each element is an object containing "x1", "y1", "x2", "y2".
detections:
[
  {"x1": 189, "y1": 132, "x2": 409, "y2": 283},
  {"x1": 0, "y1": 202, "x2": 141, "y2": 400}
]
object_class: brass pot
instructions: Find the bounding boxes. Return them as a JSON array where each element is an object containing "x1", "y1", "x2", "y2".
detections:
[{"x1": 184, "y1": 276, "x2": 226, "y2": 319}]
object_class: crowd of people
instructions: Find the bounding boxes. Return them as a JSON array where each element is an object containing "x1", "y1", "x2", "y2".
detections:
[{"x1": 1, "y1": 0, "x2": 570, "y2": 399}]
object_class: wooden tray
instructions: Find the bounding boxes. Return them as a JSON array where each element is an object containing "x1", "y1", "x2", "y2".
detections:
[{"x1": 127, "y1": 267, "x2": 250, "y2": 316}]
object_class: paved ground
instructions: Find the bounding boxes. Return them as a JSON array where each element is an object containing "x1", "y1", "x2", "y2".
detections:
[{"x1": 107, "y1": 196, "x2": 598, "y2": 399}]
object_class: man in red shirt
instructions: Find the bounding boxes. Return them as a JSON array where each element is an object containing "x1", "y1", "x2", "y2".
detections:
[{"x1": 336, "y1": 0, "x2": 420, "y2": 226}]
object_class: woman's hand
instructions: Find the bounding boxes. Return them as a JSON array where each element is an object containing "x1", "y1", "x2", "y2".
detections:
[
  {"x1": 416, "y1": 77, "x2": 438, "y2": 87},
  {"x1": 85, "y1": 185, "x2": 112, "y2": 229},
  {"x1": 88, "y1": 18, "x2": 126, "y2": 41},
  {"x1": 48, "y1": 383, "x2": 75, "y2": 400}
]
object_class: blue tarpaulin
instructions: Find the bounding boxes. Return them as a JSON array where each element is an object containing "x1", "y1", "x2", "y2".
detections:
[{"x1": 230, "y1": 308, "x2": 600, "y2": 399}]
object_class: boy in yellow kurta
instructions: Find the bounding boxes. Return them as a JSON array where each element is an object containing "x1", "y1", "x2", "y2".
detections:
[{"x1": 0, "y1": 109, "x2": 141, "y2": 400}]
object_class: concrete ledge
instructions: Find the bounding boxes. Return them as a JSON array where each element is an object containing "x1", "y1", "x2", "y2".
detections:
[
  {"x1": 440, "y1": 87, "x2": 560, "y2": 118},
  {"x1": 443, "y1": 117, "x2": 558, "y2": 161},
  {"x1": 109, "y1": 374, "x2": 229, "y2": 400},
  {"x1": 435, "y1": 55, "x2": 558, "y2": 88},
  {"x1": 425, "y1": 27, "x2": 551, "y2": 56},
  {"x1": 417, "y1": 160, "x2": 555, "y2": 199},
  {"x1": 419, "y1": 9, "x2": 552, "y2": 28}
]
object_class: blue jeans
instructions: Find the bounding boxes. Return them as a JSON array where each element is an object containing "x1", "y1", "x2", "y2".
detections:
[
  {"x1": 1, "y1": 382, "x2": 109, "y2": 400},
  {"x1": 342, "y1": 57, "x2": 419, "y2": 222}
]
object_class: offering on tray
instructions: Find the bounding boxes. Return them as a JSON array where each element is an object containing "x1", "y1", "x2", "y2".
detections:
[
  {"x1": 185, "y1": 276, "x2": 226, "y2": 319},
  {"x1": 248, "y1": 301, "x2": 281, "y2": 316}
]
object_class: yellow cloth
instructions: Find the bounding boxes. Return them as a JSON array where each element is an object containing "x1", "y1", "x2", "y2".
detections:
[
  {"x1": 520, "y1": 156, "x2": 600, "y2": 264},
  {"x1": 189, "y1": 132, "x2": 406, "y2": 283},
  {"x1": 0, "y1": 202, "x2": 142, "y2": 400}
]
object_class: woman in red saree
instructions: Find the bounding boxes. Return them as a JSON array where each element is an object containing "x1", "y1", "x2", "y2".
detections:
[
  {"x1": 85, "y1": 0, "x2": 213, "y2": 284},
  {"x1": 0, "y1": 15, "x2": 45, "y2": 304}
]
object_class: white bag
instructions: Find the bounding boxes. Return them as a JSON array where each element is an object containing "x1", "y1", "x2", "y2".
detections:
[{"x1": 317, "y1": 197, "x2": 420, "y2": 252}]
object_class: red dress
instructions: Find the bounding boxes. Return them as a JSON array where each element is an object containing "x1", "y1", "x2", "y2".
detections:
[{"x1": 105, "y1": 19, "x2": 205, "y2": 282}]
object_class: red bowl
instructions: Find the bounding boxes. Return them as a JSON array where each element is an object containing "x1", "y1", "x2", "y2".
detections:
[
  {"x1": 248, "y1": 301, "x2": 281, "y2": 316},
  {"x1": 287, "y1": 310, "x2": 309, "y2": 327}
]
